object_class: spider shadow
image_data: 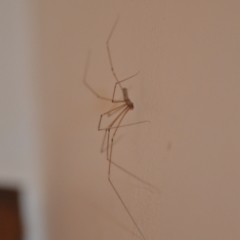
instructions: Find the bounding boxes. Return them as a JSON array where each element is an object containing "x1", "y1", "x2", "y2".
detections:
[{"x1": 100, "y1": 130, "x2": 161, "y2": 195}]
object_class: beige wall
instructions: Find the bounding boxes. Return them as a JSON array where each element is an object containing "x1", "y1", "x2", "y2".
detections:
[
  {"x1": 1, "y1": 0, "x2": 240, "y2": 240},
  {"x1": 39, "y1": 1, "x2": 240, "y2": 239}
]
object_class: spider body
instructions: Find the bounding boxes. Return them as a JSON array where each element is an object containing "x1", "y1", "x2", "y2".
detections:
[{"x1": 122, "y1": 88, "x2": 134, "y2": 109}]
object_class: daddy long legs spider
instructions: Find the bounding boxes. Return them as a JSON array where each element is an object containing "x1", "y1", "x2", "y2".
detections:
[{"x1": 83, "y1": 18, "x2": 149, "y2": 239}]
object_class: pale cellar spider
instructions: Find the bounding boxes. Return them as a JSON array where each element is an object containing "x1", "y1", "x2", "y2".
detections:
[{"x1": 83, "y1": 18, "x2": 149, "y2": 239}]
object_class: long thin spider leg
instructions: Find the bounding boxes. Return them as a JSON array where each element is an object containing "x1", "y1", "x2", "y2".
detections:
[
  {"x1": 83, "y1": 52, "x2": 112, "y2": 101},
  {"x1": 107, "y1": 128, "x2": 110, "y2": 162},
  {"x1": 106, "y1": 107, "x2": 129, "y2": 160},
  {"x1": 101, "y1": 120, "x2": 150, "y2": 132},
  {"x1": 100, "y1": 129, "x2": 108, "y2": 153},
  {"x1": 107, "y1": 108, "x2": 146, "y2": 239},
  {"x1": 98, "y1": 104, "x2": 127, "y2": 131},
  {"x1": 107, "y1": 106, "x2": 129, "y2": 169},
  {"x1": 119, "y1": 71, "x2": 140, "y2": 84},
  {"x1": 105, "y1": 110, "x2": 147, "y2": 239},
  {"x1": 106, "y1": 17, "x2": 123, "y2": 90},
  {"x1": 99, "y1": 105, "x2": 128, "y2": 131},
  {"x1": 102, "y1": 104, "x2": 126, "y2": 116},
  {"x1": 108, "y1": 105, "x2": 128, "y2": 117},
  {"x1": 109, "y1": 120, "x2": 150, "y2": 129},
  {"x1": 101, "y1": 135, "x2": 122, "y2": 153},
  {"x1": 108, "y1": 107, "x2": 146, "y2": 239},
  {"x1": 112, "y1": 71, "x2": 140, "y2": 102},
  {"x1": 102, "y1": 133, "x2": 158, "y2": 194},
  {"x1": 107, "y1": 160, "x2": 159, "y2": 193},
  {"x1": 106, "y1": 107, "x2": 129, "y2": 164},
  {"x1": 109, "y1": 108, "x2": 130, "y2": 161},
  {"x1": 107, "y1": 111, "x2": 146, "y2": 240},
  {"x1": 104, "y1": 120, "x2": 150, "y2": 159},
  {"x1": 108, "y1": 180, "x2": 146, "y2": 240}
]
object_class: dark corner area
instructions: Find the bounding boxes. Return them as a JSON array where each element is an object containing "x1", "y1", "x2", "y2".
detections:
[{"x1": 0, "y1": 188, "x2": 23, "y2": 240}]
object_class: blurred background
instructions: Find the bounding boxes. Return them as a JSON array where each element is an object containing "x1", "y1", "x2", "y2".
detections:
[{"x1": 1, "y1": 1, "x2": 240, "y2": 240}]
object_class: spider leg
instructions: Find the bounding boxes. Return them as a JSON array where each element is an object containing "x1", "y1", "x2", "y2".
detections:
[
  {"x1": 106, "y1": 17, "x2": 123, "y2": 90},
  {"x1": 106, "y1": 107, "x2": 146, "y2": 239},
  {"x1": 83, "y1": 51, "x2": 112, "y2": 101},
  {"x1": 112, "y1": 71, "x2": 140, "y2": 102}
]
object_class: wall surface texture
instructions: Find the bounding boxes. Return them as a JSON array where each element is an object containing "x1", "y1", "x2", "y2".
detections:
[
  {"x1": 2, "y1": 0, "x2": 240, "y2": 240},
  {"x1": 38, "y1": 1, "x2": 240, "y2": 239}
]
